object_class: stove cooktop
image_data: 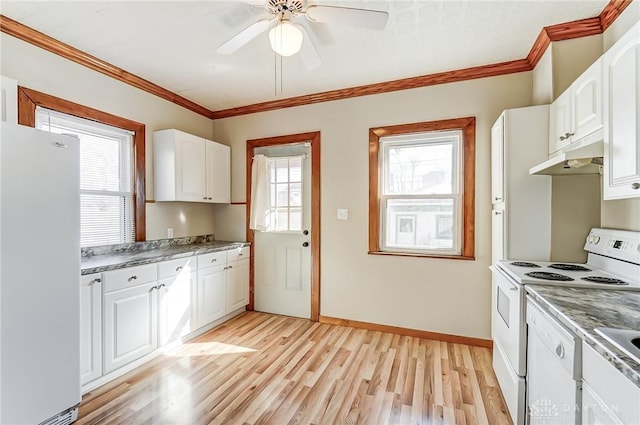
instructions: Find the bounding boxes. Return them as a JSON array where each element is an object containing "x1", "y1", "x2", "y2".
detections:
[{"x1": 497, "y1": 260, "x2": 640, "y2": 290}]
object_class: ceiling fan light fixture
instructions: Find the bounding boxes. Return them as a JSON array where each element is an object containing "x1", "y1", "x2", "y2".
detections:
[{"x1": 268, "y1": 20, "x2": 303, "y2": 57}]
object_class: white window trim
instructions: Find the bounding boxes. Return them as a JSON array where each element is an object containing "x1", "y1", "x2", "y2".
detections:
[{"x1": 379, "y1": 130, "x2": 464, "y2": 256}]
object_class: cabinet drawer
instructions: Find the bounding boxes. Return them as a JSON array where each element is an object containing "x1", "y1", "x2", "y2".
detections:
[
  {"x1": 103, "y1": 264, "x2": 157, "y2": 293},
  {"x1": 197, "y1": 251, "x2": 227, "y2": 269},
  {"x1": 158, "y1": 257, "x2": 196, "y2": 279},
  {"x1": 227, "y1": 246, "x2": 250, "y2": 263}
]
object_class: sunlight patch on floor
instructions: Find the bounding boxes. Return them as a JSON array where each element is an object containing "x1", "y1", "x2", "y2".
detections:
[{"x1": 167, "y1": 341, "x2": 257, "y2": 357}]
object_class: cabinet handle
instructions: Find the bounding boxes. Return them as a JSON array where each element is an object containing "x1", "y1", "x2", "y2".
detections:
[
  {"x1": 90, "y1": 278, "x2": 101, "y2": 284},
  {"x1": 157, "y1": 283, "x2": 165, "y2": 289},
  {"x1": 238, "y1": 253, "x2": 243, "y2": 257},
  {"x1": 176, "y1": 266, "x2": 183, "y2": 272},
  {"x1": 208, "y1": 197, "x2": 212, "y2": 200},
  {"x1": 202, "y1": 196, "x2": 207, "y2": 200},
  {"x1": 555, "y1": 343, "x2": 565, "y2": 359},
  {"x1": 632, "y1": 183, "x2": 640, "y2": 190},
  {"x1": 228, "y1": 265, "x2": 233, "y2": 269},
  {"x1": 150, "y1": 285, "x2": 157, "y2": 291},
  {"x1": 211, "y1": 258, "x2": 217, "y2": 263},
  {"x1": 128, "y1": 275, "x2": 138, "y2": 281},
  {"x1": 493, "y1": 196, "x2": 502, "y2": 201},
  {"x1": 494, "y1": 211, "x2": 503, "y2": 215}
]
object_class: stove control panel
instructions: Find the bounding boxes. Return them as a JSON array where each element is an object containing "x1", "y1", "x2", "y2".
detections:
[{"x1": 585, "y1": 228, "x2": 640, "y2": 264}]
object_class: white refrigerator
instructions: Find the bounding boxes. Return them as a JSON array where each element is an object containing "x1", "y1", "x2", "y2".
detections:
[{"x1": 1, "y1": 124, "x2": 81, "y2": 424}]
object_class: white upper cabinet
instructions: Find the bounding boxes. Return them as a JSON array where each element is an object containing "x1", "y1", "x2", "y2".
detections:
[
  {"x1": 549, "y1": 59, "x2": 603, "y2": 156},
  {"x1": 1, "y1": 75, "x2": 18, "y2": 124},
  {"x1": 205, "y1": 140, "x2": 231, "y2": 203},
  {"x1": 603, "y1": 22, "x2": 640, "y2": 200},
  {"x1": 549, "y1": 90, "x2": 573, "y2": 155},
  {"x1": 491, "y1": 114, "x2": 505, "y2": 205},
  {"x1": 154, "y1": 129, "x2": 230, "y2": 203},
  {"x1": 573, "y1": 59, "x2": 603, "y2": 142}
]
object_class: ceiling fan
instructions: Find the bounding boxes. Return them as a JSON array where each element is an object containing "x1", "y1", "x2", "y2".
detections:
[{"x1": 215, "y1": 0, "x2": 389, "y2": 69}]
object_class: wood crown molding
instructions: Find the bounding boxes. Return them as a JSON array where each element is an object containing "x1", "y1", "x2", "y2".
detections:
[
  {"x1": 1, "y1": 0, "x2": 630, "y2": 119},
  {"x1": 0, "y1": 14, "x2": 214, "y2": 119},
  {"x1": 319, "y1": 315, "x2": 493, "y2": 349}
]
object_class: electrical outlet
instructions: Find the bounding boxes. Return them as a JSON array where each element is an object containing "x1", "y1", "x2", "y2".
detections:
[
  {"x1": 167, "y1": 228, "x2": 174, "y2": 238},
  {"x1": 337, "y1": 209, "x2": 349, "y2": 220}
]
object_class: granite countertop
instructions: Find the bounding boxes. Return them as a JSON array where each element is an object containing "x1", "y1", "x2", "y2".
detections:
[
  {"x1": 81, "y1": 235, "x2": 249, "y2": 275},
  {"x1": 526, "y1": 285, "x2": 640, "y2": 387}
]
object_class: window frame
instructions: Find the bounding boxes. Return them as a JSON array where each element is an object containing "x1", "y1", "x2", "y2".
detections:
[
  {"x1": 369, "y1": 117, "x2": 475, "y2": 260},
  {"x1": 18, "y1": 86, "x2": 146, "y2": 242}
]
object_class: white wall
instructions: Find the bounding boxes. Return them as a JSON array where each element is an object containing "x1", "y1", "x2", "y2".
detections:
[
  {"x1": 212, "y1": 72, "x2": 533, "y2": 339},
  {"x1": 0, "y1": 33, "x2": 217, "y2": 241}
]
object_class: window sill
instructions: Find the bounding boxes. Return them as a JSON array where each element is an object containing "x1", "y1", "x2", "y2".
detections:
[{"x1": 368, "y1": 251, "x2": 475, "y2": 261}]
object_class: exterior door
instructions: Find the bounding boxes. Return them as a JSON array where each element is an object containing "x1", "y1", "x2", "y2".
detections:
[{"x1": 254, "y1": 144, "x2": 312, "y2": 319}]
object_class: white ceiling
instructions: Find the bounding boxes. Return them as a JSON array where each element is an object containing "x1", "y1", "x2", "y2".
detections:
[{"x1": 0, "y1": 0, "x2": 609, "y2": 112}]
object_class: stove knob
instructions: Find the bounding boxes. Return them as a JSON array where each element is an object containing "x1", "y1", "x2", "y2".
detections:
[{"x1": 593, "y1": 236, "x2": 600, "y2": 244}]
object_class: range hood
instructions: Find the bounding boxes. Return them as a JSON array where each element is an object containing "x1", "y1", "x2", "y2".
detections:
[{"x1": 529, "y1": 132, "x2": 603, "y2": 175}]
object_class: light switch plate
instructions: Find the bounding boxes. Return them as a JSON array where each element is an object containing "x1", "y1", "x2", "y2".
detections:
[
  {"x1": 167, "y1": 228, "x2": 174, "y2": 238},
  {"x1": 337, "y1": 209, "x2": 349, "y2": 220}
]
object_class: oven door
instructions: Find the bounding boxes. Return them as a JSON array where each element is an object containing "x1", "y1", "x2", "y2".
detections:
[{"x1": 491, "y1": 266, "x2": 526, "y2": 376}]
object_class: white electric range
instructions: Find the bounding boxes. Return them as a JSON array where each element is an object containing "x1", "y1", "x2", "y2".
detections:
[{"x1": 490, "y1": 228, "x2": 640, "y2": 425}]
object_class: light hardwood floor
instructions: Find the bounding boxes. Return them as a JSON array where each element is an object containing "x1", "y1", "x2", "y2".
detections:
[{"x1": 77, "y1": 312, "x2": 513, "y2": 425}]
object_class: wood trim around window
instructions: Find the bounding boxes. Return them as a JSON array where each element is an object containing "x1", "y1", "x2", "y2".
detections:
[
  {"x1": 368, "y1": 117, "x2": 475, "y2": 260},
  {"x1": 246, "y1": 132, "x2": 321, "y2": 321},
  {"x1": 17, "y1": 86, "x2": 147, "y2": 242}
]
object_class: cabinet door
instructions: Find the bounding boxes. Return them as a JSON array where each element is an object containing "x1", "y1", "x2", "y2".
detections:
[
  {"x1": 603, "y1": 22, "x2": 640, "y2": 200},
  {"x1": 549, "y1": 91, "x2": 573, "y2": 155},
  {"x1": 158, "y1": 271, "x2": 196, "y2": 347},
  {"x1": 206, "y1": 141, "x2": 231, "y2": 203},
  {"x1": 1, "y1": 75, "x2": 18, "y2": 124},
  {"x1": 80, "y1": 273, "x2": 102, "y2": 385},
  {"x1": 491, "y1": 114, "x2": 505, "y2": 205},
  {"x1": 227, "y1": 259, "x2": 249, "y2": 312},
  {"x1": 491, "y1": 209, "x2": 505, "y2": 264},
  {"x1": 103, "y1": 282, "x2": 158, "y2": 374},
  {"x1": 573, "y1": 59, "x2": 603, "y2": 141},
  {"x1": 194, "y1": 265, "x2": 226, "y2": 329},
  {"x1": 175, "y1": 133, "x2": 207, "y2": 201},
  {"x1": 582, "y1": 382, "x2": 623, "y2": 425}
]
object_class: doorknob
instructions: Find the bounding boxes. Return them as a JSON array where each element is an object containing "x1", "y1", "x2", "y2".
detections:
[
  {"x1": 302, "y1": 241, "x2": 309, "y2": 247},
  {"x1": 303, "y1": 230, "x2": 309, "y2": 235}
]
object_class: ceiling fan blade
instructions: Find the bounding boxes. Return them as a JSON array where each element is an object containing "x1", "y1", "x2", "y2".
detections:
[
  {"x1": 215, "y1": 18, "x2": 274, "y2": 55},
  {"x1": 297, "y1": 24, "x2": 321, "y2": 70},
  {"x1": 305, "y1": 21, "x2": 335, "y2": 45},
  {"x1": 305, "y1": 5, "x2": 389, "y2": 30}
]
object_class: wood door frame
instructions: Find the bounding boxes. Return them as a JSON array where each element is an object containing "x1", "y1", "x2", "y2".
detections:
[{"x1": 246, "y1": 132, "x2": 321, "y2": 321}]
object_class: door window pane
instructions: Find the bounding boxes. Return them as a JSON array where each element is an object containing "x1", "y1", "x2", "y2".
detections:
[{"x1": 265, "y1": 155, "x2": 305, "y2": 232}]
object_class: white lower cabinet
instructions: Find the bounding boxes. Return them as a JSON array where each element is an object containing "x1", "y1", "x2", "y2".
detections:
[
  {"x1": 582, "y1": 341, "x2": 640, "y2": 425},
  {"x1": 85, "y1": 246, "x2": 250, "y2": 389},
  {"x1": 195, "y1": 264, "x2": 227, "y2": 329},
  {"x1": 80, "y1": 273, "x2": 102, "y2": 386},
  {"x1": 103, "y1": 281, "x2": 158, "y2": 374},
  {"x1": 227, "y1": 258, "x2": 250, "y2": 312}
]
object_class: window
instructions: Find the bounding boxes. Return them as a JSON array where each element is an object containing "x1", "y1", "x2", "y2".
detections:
[
  {"x1": 369, "y1": 117, "x2": 475, "y2": 259},
  {"x1": 17, "y1": 86, "x2": 146, "y2": 243},
  {"x1": 266, "y1": 156, "x2": 303, "y2": 232},
  {"x1": 36, "y1": 107, "x2": 135, "y2": 247}
]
